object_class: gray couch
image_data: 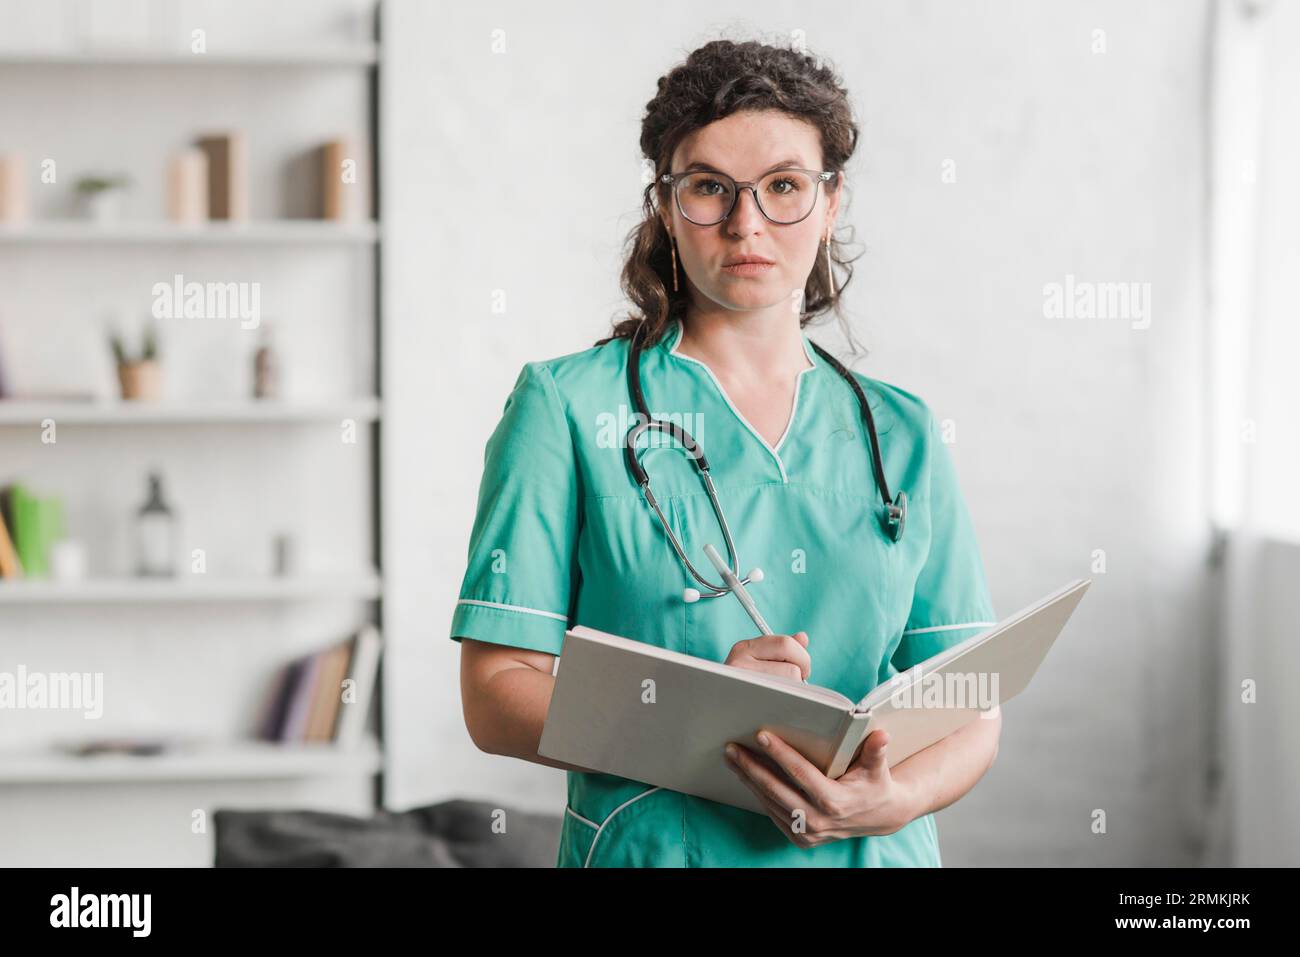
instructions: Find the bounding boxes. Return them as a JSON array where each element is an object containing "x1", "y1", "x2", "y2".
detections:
[{"x1": 214, "y1": 799, "x2": 563, "y2": 867}]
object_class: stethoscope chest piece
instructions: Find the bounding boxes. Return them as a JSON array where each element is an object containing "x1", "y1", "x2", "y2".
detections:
[{"x1": 882, "y1": 490, "x2": 907, "y2": 543}]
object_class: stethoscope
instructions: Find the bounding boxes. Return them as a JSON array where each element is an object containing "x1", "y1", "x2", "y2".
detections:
[{"x1": 622, "y1": 319, "x2": 907, "y2": 611}]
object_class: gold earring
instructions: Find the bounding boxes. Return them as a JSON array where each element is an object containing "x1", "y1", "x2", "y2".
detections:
[
  {"x1": 670, "y1": 235, "x2": 679, "y2": 292},
  {"x1": 825, "y1": 227, "x2": 835, "y2": 296}
]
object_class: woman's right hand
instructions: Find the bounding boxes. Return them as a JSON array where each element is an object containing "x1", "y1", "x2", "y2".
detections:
[{"x1": 724, "y1": 631, "x2": 811, "y2": 682}]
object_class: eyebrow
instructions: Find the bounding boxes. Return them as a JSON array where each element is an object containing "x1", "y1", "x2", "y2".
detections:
[{"x1": 680, "y1": 157, "x2": 806, "y2": 176}]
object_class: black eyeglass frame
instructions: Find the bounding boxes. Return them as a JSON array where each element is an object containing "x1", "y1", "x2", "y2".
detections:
[{"x1": 659, "y1": 168, "x2": 839, "y2": 226}]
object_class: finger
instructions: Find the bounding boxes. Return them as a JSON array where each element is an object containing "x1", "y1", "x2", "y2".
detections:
[
  {"x1": 741, "y1": 742, "x2": 788, "y2": 780},
  {"x1": 729, "y1": 738, "x2": 819, "y2": 814},
  {"x1": 852, "y1": 729, "x2": 891, "y2": 779},
  {"x1": 727, "y1": 752, "x2": 809, "y2": 843},
  {"x1": 749, "y1": 635, "x2": 812, "y2": 680},
  {"x1": 753, "y1": 786, "x2": 809, "y2": 842},
  {"x1": 791, "y1": 631, "x2": 809, "y2": 648},
  {"x1": 751, "y1": 729, "x2": 839, "y2": 812}
]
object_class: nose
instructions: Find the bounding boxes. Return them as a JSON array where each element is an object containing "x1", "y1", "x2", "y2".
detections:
[{"x1": 725, "y1": 186, "x2": 765, "y2": 237}]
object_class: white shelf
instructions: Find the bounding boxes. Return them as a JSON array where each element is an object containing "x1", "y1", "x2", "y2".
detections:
[
  {"x1": 0, "y1": 398, "x2": 381, "y2": 426},
  {"x1": 0, "y1": 221, "x2": 379, "y2": 245},
  {"x1": 0, "y1": 46, "x2": 379, "y2": 67},
  {"x1": 0, "y1": 29, "x2": 388, "y2": 820},
  {"x1": 0, "y1": 574, "x2": 382, "y2": 604},
  {"x1": 0, "y1": 737, "x2": 382, "y2": 783}
]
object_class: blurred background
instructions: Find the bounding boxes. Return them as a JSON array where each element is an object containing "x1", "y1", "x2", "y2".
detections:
[{"x1": 0, "y1": 0, "x2": 1295, "y2": 866}]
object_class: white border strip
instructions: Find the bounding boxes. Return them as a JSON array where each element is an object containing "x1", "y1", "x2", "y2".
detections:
[
  {"x1": 455, "y1": 598, "x2": 568, "y2": 622},
  {"x1": 565, "y1": 806, "x2": 599, "y2": 830},
  {"x1": 667, "y1": 319, "x2": 814, "y2": 484},
  {"x1": 584, "y1": 786, "x2": 663, "y2": 868},
  {"x1": 772, "y1": 333, "x2": 819, "y2": 453},
  {"x1": 902, "y1": 620, "x2": 997, "y2": 636}
]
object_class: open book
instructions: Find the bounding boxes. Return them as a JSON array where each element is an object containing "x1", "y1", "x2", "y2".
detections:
[{"x1": 539, "y1": 579, "x2": 1090, "y2": 816}]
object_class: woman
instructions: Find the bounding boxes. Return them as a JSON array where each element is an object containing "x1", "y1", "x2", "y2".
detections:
[{"x1": 451, "y1": 39, "x2": 1000, "y2": 867}]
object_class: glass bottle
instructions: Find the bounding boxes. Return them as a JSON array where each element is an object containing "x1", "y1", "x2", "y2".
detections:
[
  {"x1": 135, "y1": 472, "x2": 176, "y2": 577},
  {"x1": 253, "y1": 322, "x2": 280, "y2": 399}
]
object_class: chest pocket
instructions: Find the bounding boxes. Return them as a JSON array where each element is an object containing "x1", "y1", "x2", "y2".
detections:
[{"x1": 559, "y1": 782, "x2": 685, "y2": 868}]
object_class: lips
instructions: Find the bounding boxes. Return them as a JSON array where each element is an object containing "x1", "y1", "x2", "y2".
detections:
[{"x1": 722, "y1": 257, "x2": 776, "y2": 277}]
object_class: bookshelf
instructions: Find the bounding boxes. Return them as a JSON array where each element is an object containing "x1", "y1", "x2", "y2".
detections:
[
  {"x1": 0, "y1": 573, "x2": 381, "y2": 604},
  {"x1": 0, "y1": 737, "x2": 382, "y2": 784},
  {"x1": 0, "y1": 220, "x2": 380, "y2": 244},
  {"x1": 0, "y1": 398, "x2": 381, "y2": 425},
  {"x1": 0, "y1": 3, "x2": 386, "y2": 864},
  {"x1": 0, "y1": 47, "x2": 380, "y2": 68}
]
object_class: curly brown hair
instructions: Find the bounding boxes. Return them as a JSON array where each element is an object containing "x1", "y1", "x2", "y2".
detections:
[{"x1": 595, "y1": 38, "x2": 863, "y2": 352}]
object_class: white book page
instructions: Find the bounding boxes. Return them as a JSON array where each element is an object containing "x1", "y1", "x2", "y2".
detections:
[{"x1": 567, "y1": 626, "x2": 855, "y2": 709}]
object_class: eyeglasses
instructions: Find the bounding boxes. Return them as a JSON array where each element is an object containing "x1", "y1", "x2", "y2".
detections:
[{"x1": 660, "y1": 167, "x2": 838, "y2": 226}]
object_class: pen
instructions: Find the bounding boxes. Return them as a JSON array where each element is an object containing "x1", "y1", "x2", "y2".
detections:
[{"x1": 701, "y1": 543, "x2": 809, "y2": 685}]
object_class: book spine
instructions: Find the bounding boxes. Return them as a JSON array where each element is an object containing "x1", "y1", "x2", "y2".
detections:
[
  {"x1": 826, "y1": 711, "x2": 872, "y2": 779},
  {"x1": 0, "y1": 503, "x2": 22, "y2": 578},
  {"x1": 12, "y1": 486, "x2": 41, "y2": 576},
  {"x1": 313, "y1": 643, "x2": 349, "y2": 742},
  {"x1": 281, "y1": 654, "x2": 322, "y2": 742},
  {"x1": 320, "y1": 139, "x2": 352, "y2": 221},
  {"x1": 196, "y1": 133, "x2": 248, "y2": 221},
  {"x1": 334, "y1": 625, "x2": 380, "y2": 748}
]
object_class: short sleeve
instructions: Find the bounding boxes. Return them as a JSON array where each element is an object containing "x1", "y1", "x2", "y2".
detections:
[
  {"x1": 890, "y1": 406, "x2": 997, "y2": 673},
  {"x1": 448, "y1": 361, "x2": 580, "y2": 657}
]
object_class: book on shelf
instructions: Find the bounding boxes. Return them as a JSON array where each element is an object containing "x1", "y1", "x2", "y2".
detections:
[
  {"x1": 305, "y1": 642, "x2": 351, "y2": 742},
  {"x1": 258, "y1": 624, "x2": 382, "y2": 748},
  {"x1": 335, "y1": 624, "x2": 381, "y2": 749},
  {"x1": 0, "y1": 484, "x2": 63, "y2": 579},
  {"x1": 258, "y1": 658, "x2": 303, "y2": 742},
  {"x1": 278, "y1": 653, "x2": 322, "y2": 742},
  {"x1": 0, "y1": 496, "x2": 21, "y2": 579},
  {"x1": 320, "y1": 138, "x2": 361, "y2": 221},
  {"x1": 195, "y1": 132, "x2": 248, "y2": 221}
]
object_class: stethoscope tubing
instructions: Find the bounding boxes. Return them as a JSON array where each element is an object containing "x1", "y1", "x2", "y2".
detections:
[{"x1": 622, "y1": 319, "x2": 906, "y2": 603}]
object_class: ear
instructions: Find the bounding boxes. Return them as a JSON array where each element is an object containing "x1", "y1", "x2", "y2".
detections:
[{"x1": 824, "y1": 170, "x2": 842, "y2": 235}]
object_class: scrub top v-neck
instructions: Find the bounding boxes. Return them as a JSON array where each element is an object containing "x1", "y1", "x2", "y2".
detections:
[{"x1": 449, "y1": 319, "x2": 997, "y2": 867}]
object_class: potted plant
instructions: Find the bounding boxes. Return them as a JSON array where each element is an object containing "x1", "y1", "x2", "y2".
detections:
[
  {"x1": 75, "y1": 173, "x2": 132, "y2": 222},
  {"x1": 110, "y1": 324, "x2": 161, "y2": 401}
]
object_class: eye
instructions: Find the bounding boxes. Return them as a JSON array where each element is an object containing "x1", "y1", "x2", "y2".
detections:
[
  {"x1": 767, "y1": 176, "x2": 802, "y2": 194},
  {"x1": 690, "y1": 177, "x2": 727, "y2": 196}
]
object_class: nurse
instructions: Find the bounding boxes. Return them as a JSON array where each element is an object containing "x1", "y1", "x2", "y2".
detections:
[{"x1": 451, "y1": 38, "x2": 1001, "y2": 867}]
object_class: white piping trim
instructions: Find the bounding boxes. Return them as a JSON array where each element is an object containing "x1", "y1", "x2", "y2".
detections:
[
  {"x1": 666, "y1": 319, "x2": 815, "y2": 484},
  {"x1": 773, "y1": 333, "x2": 819, "y2": 453},
  {"x1": 455, "y1": 598, "x2": 567, "y2": 622},
  {"x1": 902, "y1": 621, "x2": 998, "y2": 636},
  {"x1": 583, "y1": 786, "x2": 663, "y2": 868},
  {"x1": 565, "y1": 806, "x2": 599, "y2": 830}
]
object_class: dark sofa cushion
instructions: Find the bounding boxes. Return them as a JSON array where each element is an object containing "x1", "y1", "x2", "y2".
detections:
[{"x1": 214, "y1": 799, "x2": 562, "y2": 867}]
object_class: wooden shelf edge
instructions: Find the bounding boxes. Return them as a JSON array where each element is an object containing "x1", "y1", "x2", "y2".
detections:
[
  {"x1": 0, "y1": 575, "x2": 383, "y2": 603},
  {"x1": 0, "y1": 737, "x2": 383, "y2": 783}
]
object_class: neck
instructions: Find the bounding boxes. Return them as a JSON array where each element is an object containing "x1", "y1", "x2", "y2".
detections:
[{"x1": 676, "y1": 306, "x2": 810, "y2": 382}]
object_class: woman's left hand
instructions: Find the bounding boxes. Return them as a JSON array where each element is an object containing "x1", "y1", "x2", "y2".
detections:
[{"x1": 724, "y1": 728, "x2": 917, "y2": 847}]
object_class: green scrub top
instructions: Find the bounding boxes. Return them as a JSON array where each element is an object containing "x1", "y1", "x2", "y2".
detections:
[{"x1": 449, "y1": 318, "x2": 997, "y2": 868}]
